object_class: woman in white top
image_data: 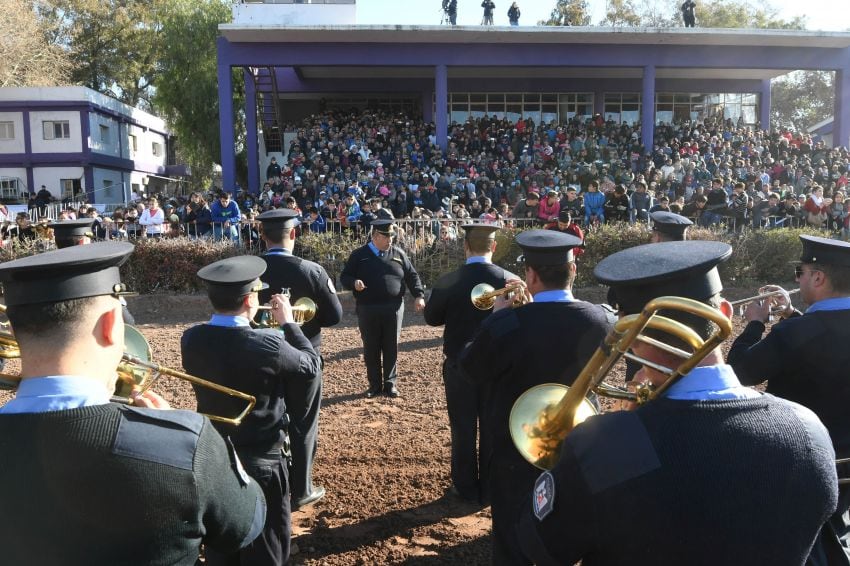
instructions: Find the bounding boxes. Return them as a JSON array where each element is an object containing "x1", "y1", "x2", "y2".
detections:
[{"x1": 138, "y1": 198, "x2": 165, "y2": 238}]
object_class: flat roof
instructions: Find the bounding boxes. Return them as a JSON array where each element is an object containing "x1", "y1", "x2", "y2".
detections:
[{"x1": 220, "y1": 25, "x2": 850, "y2": 49}]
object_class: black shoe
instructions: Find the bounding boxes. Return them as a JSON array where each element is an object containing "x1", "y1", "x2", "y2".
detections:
[
  {"x1": 293, "y1": 485, "x2": 326, "y2": 510},
  {"x1": 445, "y1": 485, "x2": 480, "y2": 504},
  {"x1": 366, "y1": 388, "x2": 381, "y2": 398},
  {"x1": 384, "y1": 384, "x2": 400, "y2": 398}
]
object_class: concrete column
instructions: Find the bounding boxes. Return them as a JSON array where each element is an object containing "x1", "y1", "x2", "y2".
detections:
[
  {"x1": 835, "y1": 68, "x2": 850, "y2": 149},
  {"x1": 422, "y1": 91, "x2": 434, "y2": 123},
  {"x1": 760, "y1": 78, "x2": 771, "y2": 132},
  {"x1": 435, "y1": 64, "x2": 448, "y2": 153},
  {"x1": 594, "y1": 91, "x2": 605, "y2": 117},
  {"x1": 244, "y1": 69, "x2": 259, "y2": 195},
  {"x1": 641, "y1": 65, "x2": 656, "y2": 153},
  {"x1": 217, "y1": 40, "x2": 236, "y2": 194}
]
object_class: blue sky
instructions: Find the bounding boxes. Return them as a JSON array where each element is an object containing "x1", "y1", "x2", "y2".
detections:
[{"x1": 356, "y1": 0, "x2": 850, "y2": 31}]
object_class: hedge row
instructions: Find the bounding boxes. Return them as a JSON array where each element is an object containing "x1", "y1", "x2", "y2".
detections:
[
  {"x1": 0, "y1": 225, "x2": 824, "y2": 294},
  {"x1": 141, "y1": 225, "x2": 826, "y2": 293}
]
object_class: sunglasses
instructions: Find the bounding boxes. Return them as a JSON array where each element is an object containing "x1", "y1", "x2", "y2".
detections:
[{"x1": 794, "y1": 265, "x2": 821, "y2": 278}]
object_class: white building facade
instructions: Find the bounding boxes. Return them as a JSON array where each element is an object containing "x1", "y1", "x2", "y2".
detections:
[{"x1": 0, "y1": 86, "x2": 172, "y2": 204}]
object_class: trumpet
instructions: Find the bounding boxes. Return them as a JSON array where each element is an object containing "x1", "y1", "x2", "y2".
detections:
[
  {"x1": 470, "y1": 282, "x2": 528, "y2": 311},
  {"x1": 509, "y1": 296, "x2": 731, "y2": 470},
  {"x1": 0, "y1": 308, "x2": 256, "y2": 426},
  {"x1": 729, "y1": 287, "x2": 799, "y2": 317},
  {"x1": 256, "y1": 288, "x2": 317, "y2": 326}
]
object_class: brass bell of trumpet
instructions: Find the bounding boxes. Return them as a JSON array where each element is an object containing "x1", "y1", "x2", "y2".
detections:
[
  {"x1": 509, "y1": 296, "x2": 732, "y2": 470},
  {"x1": 256, "y1": 297, "x2": 317, "y2": 326},
  {"x1": 470, "y1": 282, "x2": 526, "y2": 311}
]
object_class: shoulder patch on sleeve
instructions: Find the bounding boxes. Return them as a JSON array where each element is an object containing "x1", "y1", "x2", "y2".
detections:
[
  {"x1": 566, "y1": 411, "x2": 660, "y2": 494},
  {"x1": 533, "y1": 471, "x2": 556, "y2": 521},
  {"x1": 487, "y1": 309, "x2": 520, "y2": 338},
  {"x1": 112, "y1": 407, "x2": 204, "y2": 470}
]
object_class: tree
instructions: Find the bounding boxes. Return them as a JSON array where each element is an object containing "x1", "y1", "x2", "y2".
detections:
[
  {"x1": 0, "y1": 0, "x2": 72, "y2": 88},
  {"x1": 154, "y1": 0, "x2": 245, "y2": 184},
  {"x1": 539, "y1": 0, "x2": 591, "y2": 26},
  {"x1": 693, "y1": 0, "x2": 806, "y2": 29},
  {"x1": 771, "y1": 71, "x2": 834, "y2": 132},
  {"x1": 636, "y1": 0, "x2": 678, "y2": 27},
  {"x1": 37, "y1": 0, "x2": 163, "y2": 109},
  {"x1": 600, "y1": 0, "x2": 642, "y2": 27}
]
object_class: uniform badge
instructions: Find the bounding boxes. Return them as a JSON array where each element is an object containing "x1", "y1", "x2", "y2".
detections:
[
  {"x1": 226, "y1": 437, "x2": 252, "y2": 487},
  {"x1": 533, "y1": 471, "x2": 555, "y2": 521},
  {"x1": 327, "y1": 278, "x2": 337, "y2": 294}
]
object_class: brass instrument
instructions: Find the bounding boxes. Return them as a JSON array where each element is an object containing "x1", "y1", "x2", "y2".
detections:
[
  {"x1": 470, "y1": 282, "x2": 528, "y2": 311},
  {"x1": 510, "y1": 296, "x2": 732, "y2": 470},
  {"x1": 729, "y1": 287, "x2": 799, "y2": 317},
  {"x1": 257, "y1": 288, "x2": 317, "y2": 326},
  {"x1": 0, "y1": 309, "x2": 256, "y2": 426}
]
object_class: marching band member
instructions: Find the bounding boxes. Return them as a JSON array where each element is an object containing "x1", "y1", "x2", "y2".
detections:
[
  {"x1": 0, "y1": 243, "x2": 265, "y2": 564},
  {"x1": 459, "y1": 229, "x2": 613, "y2": 565},
  {"x1": 182, "y1": 255, "x2": 320, "y2": 566},
  {"x1": 256, "y1": 208, "x2": 343, "y2": 510},
  {"x1": 518, "y1": 240, "x2": 838, "y2": 565},
  {"x1": 424, "y1": 222, "x2": 516, "y2": 503},
  {"x1": 729, "y1": 234, "x2": 850, "y2": 559}
]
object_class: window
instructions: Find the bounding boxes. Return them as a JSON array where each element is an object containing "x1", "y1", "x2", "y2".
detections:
[
  {"x1": 99, "y1": 125, "x2": 110, "y2": 143},
  {"x1": 129, "y1": 134, "x2": 138, "y2": 152},
  {"x1": 103, "y1": 179, "x2": 114, "y2": 197},
  {"x1": 0, "y1": 122, "x2": 14, "y2": 140},
  {"x1": 152, "y1": 142, "x2": 162, "y2": 157},
  {"x1": 43, "y1": 120, "x2": 70, "y2": 140}
]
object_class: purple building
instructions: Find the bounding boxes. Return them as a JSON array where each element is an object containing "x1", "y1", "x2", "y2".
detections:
[
  {"x1": 0, "y1": 86, "x2": 175, "y2": 204},
  {"x1": 217, "y1": 6, "x2": 850, "y2": 193}
]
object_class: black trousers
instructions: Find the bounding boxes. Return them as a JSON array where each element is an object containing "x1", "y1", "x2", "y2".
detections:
[
  {"x1": 490, "y1": 456, "x2": 534, "y2": 566},
  {"x1": 284, "y1": 360, "x2": 322, "y2": 502},
  {"x1": 356, "y1": 302, "x2": 404, "y2": 390},
  {"x1": 443, "y1": 357, "x2": 489, "y2": 500},
  {"x1": 206, "y1": 447, "x2": 291, "y2": 566}
]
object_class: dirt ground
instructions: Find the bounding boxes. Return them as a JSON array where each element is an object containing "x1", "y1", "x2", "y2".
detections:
[{"x1": 0, "y1": 285, "x2": 781, "y2": 564}]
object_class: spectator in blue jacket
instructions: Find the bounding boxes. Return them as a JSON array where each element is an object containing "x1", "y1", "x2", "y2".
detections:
[{"x1": 210, "y1": 192, "x2": 241, "y2": 241}]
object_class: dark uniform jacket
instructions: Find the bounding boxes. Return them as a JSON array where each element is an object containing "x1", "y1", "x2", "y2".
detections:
[
  {"x1": 258, "y1": 251, "x2": 343, "y2": 350},
  {"x1": 460, "y1": 301, "x2": 613, "y2": 457},
  {"x1": 340, "y1": 244, "x2": 424, "y2": 306},
  {"x1": 424, "y1": 261, "x2": 515, "y2": 359},
  {"x1": 0, "y1": 404, "x2": 265, "y2": 565},
  {"x1": 728, "y1": 310, "x2": 850, "y2": 460},
  {"x1": 519, "y1": 395, "x2": 837, "y2": 566},
  {"x1": 182, "y1": 324, "x2": 320, "y2": 449}
]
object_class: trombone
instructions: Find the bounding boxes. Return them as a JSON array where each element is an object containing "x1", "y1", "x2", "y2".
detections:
[
  {"x1": 470, "y1": 282, "x2": 529, "y2": 310},
  {"x1": 0, "y1": 307, "x2": 256, "y2": 426},
  {"x1": 509, "y1": 296, "x2": 731, "y2": 470}
]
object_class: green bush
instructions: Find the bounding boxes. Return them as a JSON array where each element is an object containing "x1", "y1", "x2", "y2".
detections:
[{"x1": 120, "y1": 238, "x2": 246, "y2": 294}]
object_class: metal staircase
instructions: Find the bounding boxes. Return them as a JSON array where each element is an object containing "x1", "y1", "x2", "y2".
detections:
[{"x1": 250, "y1": 66, "x2": 282, "y2": 153}]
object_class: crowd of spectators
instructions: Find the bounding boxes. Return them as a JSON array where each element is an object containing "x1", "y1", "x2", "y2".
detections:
[{"x1": 10, "y1": 109, "x2": 850, "y2": 251}]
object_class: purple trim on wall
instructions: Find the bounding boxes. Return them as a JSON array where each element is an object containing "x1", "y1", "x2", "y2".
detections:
[
  {"x1": 22, "y1": 110, "x2": 33, "y2": 193},
  {"x1": 245, "y1": 69, "x2": 259, "y2": 193},
  {"x1": 641, "y1": 66, "x2": 656, "y2": 151},
  {"x1": 80, "y1": 110, "x2": 94, "y2": 201},
  {"x1": 0, "y1": 101, "x2": 169, "y2": 137},
  {"x1": 435, "y1": 65, "x2": 448, "y2": 151},
  {"x1": 0, "y1": 152, "x2": 165, "y2": 175},
  {"x1": 218, "y1": 39, "x2": 236, "y2": 193},
  {"x1": 220, "y1": 41, "x2": 850, "y2": 71},
  {"x1": 760, "y1": 79, "x2": 771, "y2": 131}
]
